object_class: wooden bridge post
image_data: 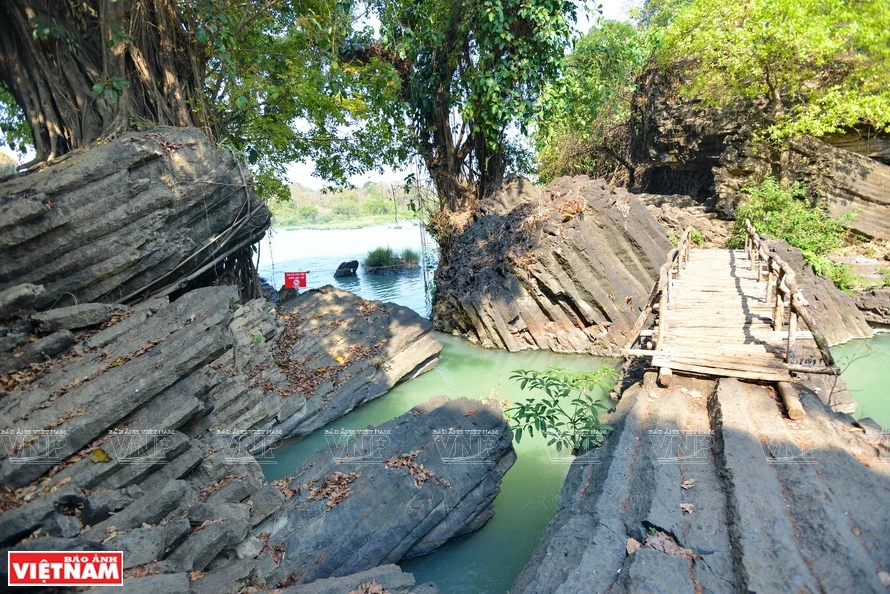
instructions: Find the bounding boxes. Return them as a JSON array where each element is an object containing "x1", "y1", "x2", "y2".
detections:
[
  {"x1": 787, "y1": 310, "x2": 798, "y2": 363},
  {"x1": 766, "y1": 258, "x2": 776, "y2": 304},
  {"x1": 773, "y1": 271, "x2": 785, "y2": 332}
]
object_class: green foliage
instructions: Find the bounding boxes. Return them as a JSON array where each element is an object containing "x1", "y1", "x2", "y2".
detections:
[
  {"x1": 506, "y1": 366, "x2": 618, "y2": 454},
  {"x1": 728, "y1": 177, "x2": 849, "y2": 254},
  {"x1": 879, "y1": 267, "x2": 890, "y2": 288},
  {"x1": 689, "y1": 228, "x2": 705, "y2": 246},
  {"x1": 808, "y1": 255, "x2": 859, "y2": 294},
  {"x1": 400, "y1": 248, "x2": 419, "y2": 265},
  {"x1": 536, "y1": 19, "x2": 651, "y2": 181},
  {"x1": 659, "y1": 0, "x2": 890, "y2": 140},
  {"x1": 364, "y1": 246, "x2": 398, "y2": 268},
  {"x1": 0, "y1": 82, "x2": 31, "y2": 154},
  {"x1": 728, "y1": 177, "x2": 858, "y2": 290},
  {"x1": 361, "y1": 199, "x2": 393, "y2": 216}
]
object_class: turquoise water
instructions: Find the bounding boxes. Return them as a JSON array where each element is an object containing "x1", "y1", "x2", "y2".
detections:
[
  {"x1": 834, "y1": 333, "x2": 890, "y2": 428},
  {"x1": 264, "y1": 333, "x2": 616, "y2": 593}
]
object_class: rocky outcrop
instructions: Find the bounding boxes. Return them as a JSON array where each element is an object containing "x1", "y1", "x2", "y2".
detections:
[
  {"x1": 260, "y1": 396, "x2": 515, "y2": 586},
  {"x1": 855, "y1": 287, "x2": 890, "y2": 328},
  {"x1": 433, "y1": 176, "x2": 671, "y2": 355},
  {"x1": 333, "y1": 260, "x2": 359, "y2": 277},
  {"x1": 0, "y1": 127, "x2": 271, "y2": 309},
  {"x1": 764, "y1": 239, "x2": 873, "y2": 345},
  {"x1": 630, "y1": 68, "x2": 890, "y2": 238},
  {"x1": 0, "y1": 284, "x2": 451, "y2": 592},
  {"x1": 269, "y1": 286, "x2": 443, "y2": 437},
  {"x1": 515, "y1": 373, "x2": 890, "y2": 593},
  {"x1": 636, "y1": 193, "x2": 732, "y2": 247}
]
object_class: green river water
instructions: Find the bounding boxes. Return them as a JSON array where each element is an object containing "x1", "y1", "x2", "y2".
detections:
[
  {"x1": 835, "y1": 333, "x2": 890, "y2": 428},
  {"x1": 264, "y1": 334, "x2": 614, "y2": 593}
]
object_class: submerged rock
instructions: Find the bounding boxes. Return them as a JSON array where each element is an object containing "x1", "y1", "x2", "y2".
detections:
[
  {"x1": 433, "y1": 176, "x2": 671, "y2": 355},
  {"x1": 515, "y1": 373, "x2": 890, "y2": 593},
  {"x1": 260, "y1": 396, "x2": 516, "y2": 587},
  {"x1": 333, "y1": 260, "x2": 359, "y2": 277}
]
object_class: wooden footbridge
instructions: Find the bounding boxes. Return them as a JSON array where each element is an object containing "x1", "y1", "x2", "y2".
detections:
[{"x1": 624, "y1": 221, "x2": 839, "y2": 385}]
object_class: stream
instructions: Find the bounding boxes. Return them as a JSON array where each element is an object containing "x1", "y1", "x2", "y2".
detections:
[{"x1": 257, "y1": 226, "x2": 889, "y2": 592}]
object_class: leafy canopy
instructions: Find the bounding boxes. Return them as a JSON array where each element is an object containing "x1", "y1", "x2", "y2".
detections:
[
  {"x1": 535, "y1": 19, "x2": 650, "y2": 181},
  {"x1": 659, "y1": 0, "x2": 890, "y2": 140},
  {"x1": 728, "y1": 177, "x2": 858, "y2": 291}
]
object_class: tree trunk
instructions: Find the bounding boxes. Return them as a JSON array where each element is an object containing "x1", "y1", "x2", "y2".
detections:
[{"x1": 0, "y1": 0, "x2": 206, "y2": 163}]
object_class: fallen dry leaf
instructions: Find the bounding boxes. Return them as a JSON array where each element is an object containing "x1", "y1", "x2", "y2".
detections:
[
  {"x1": 680, "y1": 478, "x2": 696, "y2": 490},
  {"x1": 680, "y1": 503, "x2": 694, "y2": 515},
  {"x1": 626, "y1": 537, "x2": 643, "y2": 555}
]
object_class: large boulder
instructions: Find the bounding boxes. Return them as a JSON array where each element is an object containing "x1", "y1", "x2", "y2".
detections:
[
  {"x1": 433, "y1": 176, "x2": 671, "y2": 355},
  {"x1": 0, "y1": 127, "x2": 271, "y2": 309},
  {"x1": 266, "y1": 286, "x2": 443, "y2": 437},
  {"x1": 259, "y1": 396, "x2": 516, "y2": 587},
  {"x1": 854, "y1": 287, "x2": 890, "y2": 328}
]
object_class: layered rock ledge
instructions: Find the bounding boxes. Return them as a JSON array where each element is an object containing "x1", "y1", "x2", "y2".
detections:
[
  {"x1": 0, "y1": 284, "x2": 452, "y2": 592},
  {"x1": 514, "y1": 373, "x2": 890, "y2": 593},
  {"x1": 433, "y1": 176, "x2": 671, "y2": 355},
  {"x1": 260, "y1": 396, "x2": 515, "y2": 586},
  {"x1": 0, "y1": 127, "x2": 271, "y2": 309}
]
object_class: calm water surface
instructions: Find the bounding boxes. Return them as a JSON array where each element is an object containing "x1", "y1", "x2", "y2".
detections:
[
  {"x1": 834, "y1": 333, "x2": 890, "y2": 427},
  {"x1": 257, "y1": 225, "x2": 890, "y2": 592},
  {"x1": 257, "y1": 224, "x2": 435, "y2": 316}
]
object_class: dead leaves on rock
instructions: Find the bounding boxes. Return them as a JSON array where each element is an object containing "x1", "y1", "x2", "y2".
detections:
[
  {"x1": 350, "y1": 580, "x2": 391, "y2": 594},
  {"x1": 259, "y1": 532, "x2": 287, "y2": 566},
  {"x1": 271, "y1": 477, "x2": 299, "y2": 500},
  {"x1": 626, "y1": 530, "x2": 700, "y2": 560},
  {"x1": 197, "y1": 474, "x2": 245, "y2": 503},
  {"x1": 307, "y1": 472, "x2": 362, "y2": 510},
  {"x1": 384, "y1": 450, "x2": 438, "y2": 489}
]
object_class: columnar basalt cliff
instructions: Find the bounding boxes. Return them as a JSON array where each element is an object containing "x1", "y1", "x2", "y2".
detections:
[{"x1": 433, "y1": 176, "x2": 671, "y2": 356}]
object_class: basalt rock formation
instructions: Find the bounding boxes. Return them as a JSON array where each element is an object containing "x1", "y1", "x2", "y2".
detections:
[
  {"x1": 433, "y1": 176, "x2": 671, "y2": 356},
  {"x1": 0, "y1": 127, "x2": 271, "y2": 309},
  {"x1": 515, "y1": 373, "x2": 890, "y2": 593},
  {"x1": 761, "y1": 240, "x2": 873, "y2": 346},
  {"x1": 0, "y1": 285, "x2": 447, "y2": 592},
  {"x1": 261, "y1": 396, "x2": 515, "y2": 586}
]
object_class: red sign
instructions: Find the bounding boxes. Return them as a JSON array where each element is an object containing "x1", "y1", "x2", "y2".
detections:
[
  {"x1": 284, "y1": 271, "x2": 307, "y2": 289},
  {"x1": 7, "y1": 551, "x2": 124, "y2": 586}
]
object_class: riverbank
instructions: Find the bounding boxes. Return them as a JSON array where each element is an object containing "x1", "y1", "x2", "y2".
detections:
[{"x1": 272, "y1": 212, "x2": 419, "y2": 230}]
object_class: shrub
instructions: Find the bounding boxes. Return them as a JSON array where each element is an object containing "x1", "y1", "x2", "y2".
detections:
[
  {"x1": 400, "y1": 248, "x2": 419, "y2": 266},
  {"x1": 689, "y1": 228, "x2": 705, "y2": 246},
  {"x1": 363, "y1": 246, "x2": 399, "y2": 268},
  {"x1": 361, "y1": 198, "x2": 392, "y2": 215},
  {"x1": 296, "y1": 204, "x2": 318, "y2": 222},
  {"x1": 727, "y1": 177, "x2": 849, "y2": 254},
  {"x1": 727, "y1": 177, "x2": 857, "y2": 290},
  {"x1": 506, "y1": 366, "x2": 618, "y2": 454},
  {"x1": 331, "y1": 199, "x2": 360, "y2": 217}
]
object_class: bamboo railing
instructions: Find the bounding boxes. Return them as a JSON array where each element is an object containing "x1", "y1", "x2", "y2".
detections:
[
  {"x1": 744, "y1": 220, "x2": 838, "y2": 373},
  {"x1": 625, "y1": 227, "x2": 693, "y2": 352}
]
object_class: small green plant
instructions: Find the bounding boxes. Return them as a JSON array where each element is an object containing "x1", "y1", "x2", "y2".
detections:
[
  {"x1": 363, "y1": 246, "x2": 399, "y2": 268},
  {"x1": 689, "y1": 228, "x2": 705, "y2": 246},
  {"x1": 400, "y1": 248, "x2": 419, "y2": 266},
  {"x1": 808, "y1": 255, "x2": 859, "y2": 294},
  {"x1": 251, "y1": 332, "x2": 264, "y2": 344},
  {"x1": 506, "y1": 366, "x2": 618, "y2": 454},
  {"x1": 878, "y1": 267, "x2": 890, "y2": 287}
]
